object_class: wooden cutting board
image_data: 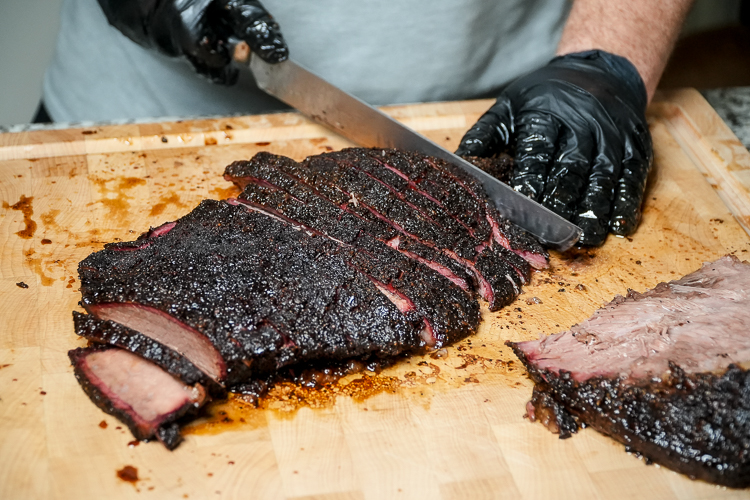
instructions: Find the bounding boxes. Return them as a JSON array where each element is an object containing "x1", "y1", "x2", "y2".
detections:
[{"x1": 1, "y1": 89, "x2": 750, "y2": 500}]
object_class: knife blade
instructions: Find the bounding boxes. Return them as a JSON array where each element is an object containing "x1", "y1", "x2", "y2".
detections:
[{"x1": 248, "y1": 55, "x2": 582, "y2": 250}]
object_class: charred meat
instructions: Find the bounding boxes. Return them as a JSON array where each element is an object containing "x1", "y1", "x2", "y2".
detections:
[
  {"x1": 509, "y1": 256, "x2": 750, "y2": 488},
  {"x1": 70, "y1": 148, "x2": 548, "y2": 448}
]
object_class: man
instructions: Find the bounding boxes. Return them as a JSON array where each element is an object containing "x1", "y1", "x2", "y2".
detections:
[{"x1": 42, "y1": 0, "x2": 694, "y2": 245}]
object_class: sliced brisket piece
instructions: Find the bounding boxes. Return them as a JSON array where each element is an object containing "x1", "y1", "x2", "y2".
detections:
[
  {"x1": 69, "y1": 346, "x2": 207, "y2": 450},
  {"x1": 485, "y1": 211, "x2": 549, "y2": 271},
  {"x1": 333, "y1": 148, "x2": 491, "y2": 244},
  {"x1": 224, "y1": 150, "x2": 533, "y2": 310},
  {"x1": 84, "y1": 303, "x2": 227, "y2": 384},
  {"x1": 227, "y1": 195, "x2": 479, "y2": 346},
  {"x1": 508, "y1": 256, "x2": 750, "y2": 488},
  {"x1": 303, "y1": 152, "x2": 476, "y2": 259},
  {"x1": 341, "y1": 233, "x2": 479, "y2": 346},
  {"x1": 73, "y1": 311, "x2": 223, "y2": 395},
  {"x1": 78, "y1": 199, "x2": 447, "y2": 387},
  {"x1": 224, "y1": 155, "x2": 476, "y2": 293},
  {"x1": 406, "y1": 150, "x2": 549, "y2": 270},
  {"x1": 365, "y1": 149, "x2": 494, "y2": 241},
  {"x1": 364, "y1": 148, "x2": 547, "y2": 269}
]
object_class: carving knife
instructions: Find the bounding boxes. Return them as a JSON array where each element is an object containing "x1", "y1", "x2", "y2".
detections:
[{"x1": 245, "y1": 54, "x2": 582, "y2": 250}]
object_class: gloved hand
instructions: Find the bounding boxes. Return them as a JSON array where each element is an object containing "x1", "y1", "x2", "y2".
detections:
[
  {"x1": 456, "y1": 50, "x2": 652, "y2": 246},
  {"x1": 97, "y1": 0, "x2": 288, "y2": 85}
]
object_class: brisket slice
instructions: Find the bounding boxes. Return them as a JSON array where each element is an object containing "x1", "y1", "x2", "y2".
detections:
[
  {"x1": 78, "y1": 199, "x2": 477, "y2": 388},
  {"x1": 302, "y1": 150, "x2": 535, "y2": 280},
  {"x1": 73, "y1": 311, "x2": 224, "y2": 396},
  {"x1": 224, "y1": 153, "x2": 475, "y2": 293},
  {"x1": 223, "y1": 148, "x2": 544, "y2": 309},
  {"x1": 508, "y1": 256, "x2": 750, "y2": 488},
  {"x1": 363, "y1": 149, "x2": 547, "y2": 268},
  {"x1": 69, "y1": 346, "x2": 207, "y2": 450}
]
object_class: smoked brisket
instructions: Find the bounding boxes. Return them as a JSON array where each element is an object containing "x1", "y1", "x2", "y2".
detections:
[
  {"x1": 224, "y1": 148, "x2": 549, "y2": 310},
  {"x1": 71, "y1": 148, "x2": 547, "y2": 448},
  {"x1": 78, "y1": 199, "x2": 460, "y2": 386},
  {"x1": 509, "y1": 256, "x2": 750, "y2": 488},
  {"x1": 69, "y1": 346, "x2": 207, "y2": 449}
]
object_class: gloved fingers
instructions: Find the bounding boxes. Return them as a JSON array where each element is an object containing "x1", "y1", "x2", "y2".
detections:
[
  {"x1": 540, "y1": 125, "x2": 593, "y2": 221},
  {"x1": 510, "y1": 110, "x2": 560, "y2": 201},
  {"x1": 186, "y1": 52, "x2": 239, "y2": 85},
  {"x1": 214, "y1": 0, "x2": 289, "y2": 63},
  {"x1": 573, "y1": 144, "x2": 622, "y2": 246},
  {"x1": 609, "y1": 125, "x2": 653, "y2": 236},
  {"x1": 455, "y1": 97, "x2": 513, "y2": 158}
]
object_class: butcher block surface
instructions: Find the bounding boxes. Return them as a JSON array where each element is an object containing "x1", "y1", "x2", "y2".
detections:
[{"x1": 2, "y1": 89, "x2": 750, "y2": 500}]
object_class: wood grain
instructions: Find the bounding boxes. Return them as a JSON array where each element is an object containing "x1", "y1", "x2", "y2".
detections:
[{"x1": 1, "y1": 90, "x2": 749, "y2": 500}]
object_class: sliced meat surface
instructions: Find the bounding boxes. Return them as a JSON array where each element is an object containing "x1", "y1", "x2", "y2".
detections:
[
  {"x1": 509, "y1": 256, "x2": 750, "y2": 488},
  {"x1": 71, "y1": 148, "x2": 547, "y2": 450},
  {"x1": 512, "y1": 255, "x2": 750, "y2": 382},
  {"x1": 368, "y1": 149, "x2": 548, "y2": 268},
  {"x1": 85, "y1": 304, "x2": 227, "y2": 384},
  {"x1": 69, "y1": 346, "x2": 207, "y2": 449},
  {"x1": 224, "y1": 155, "x2": 476, "y2": 293},
  {"x1": 73, "y1": 311, "x2": 220, "y2": 393},
  {"x1": 78, "y1": 199, "x2": 474, "y2": 387},
  {"x1": 223, "y1": 148, "x2": 546, "y2": 310}
]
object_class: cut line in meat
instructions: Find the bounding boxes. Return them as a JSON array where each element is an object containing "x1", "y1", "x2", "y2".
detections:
[
  {"x1": 509, "y1": 255, "x2": 750, "y2": 488},
  {"x1": 73, "y1": 311, "x2": 221, "y2": 393},
  {"x1": 85, "y1": 303, "x2": 227, "y2": 383}
]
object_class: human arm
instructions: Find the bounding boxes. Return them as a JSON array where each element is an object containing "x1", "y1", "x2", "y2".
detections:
[
  {"x1": 557, "y1": 0, "x2": 694, "y2": 102},
  {"x1": 97, "y1": 0, "x2": 288, "y2": 85},
  {"x1": 457, "y1": 0, "x2": 694, "y2": 246}
]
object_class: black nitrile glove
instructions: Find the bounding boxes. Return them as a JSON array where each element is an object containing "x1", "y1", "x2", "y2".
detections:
[
  {"x1": 456, "y1": 50, "x2": 652, "y2": 246},
  {"x1": 98, "y1": 0, "x2": 288, "y2": 85}
]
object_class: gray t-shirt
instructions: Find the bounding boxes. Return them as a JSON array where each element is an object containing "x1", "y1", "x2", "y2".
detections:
[{"x1": 43, "y1": 0, "x2": 570, "y2": 122}]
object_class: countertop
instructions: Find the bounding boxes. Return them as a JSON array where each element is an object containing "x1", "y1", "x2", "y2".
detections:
[{"x1": 703, "y1": 87, "x2": 750, "y2": 151}]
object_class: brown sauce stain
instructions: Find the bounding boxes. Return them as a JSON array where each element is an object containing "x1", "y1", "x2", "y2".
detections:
[
  {"x1": 183, "y1": 397, "x2": 267, "y2": 436},
  {"x1": 90, "y1": 176, "x2": 147, "y2": 220},
  {"x1": 23, "y1": 247, "x2": 65, "y2": 287},
  {"x1": 184, "y1": 351, "x2": 520, "y2": 435},
  {"x1": 116, "y1": 465, "x2": 138, "y2": 483},
  {"x1": 99, "y1": 420, "x2": 108, "y2": 429},
  {"x1": 5, "y1": 195, "x2": 37, "y2": 239},
  {"x1": 149, "y1": 193, "x2": 187, "y2": 217},
  {"x1": 557, "y1": 247, "x2": 597, "y2": 271},
  {"x1": 27, "y1": 256, "x2": 56, "y2": 286},
  {"x1": 211, "y1": 185, "x2": 240, "y2": 200},
  {"x1": 40, "y1": 209, "x2": 61, "y2": 228}
]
